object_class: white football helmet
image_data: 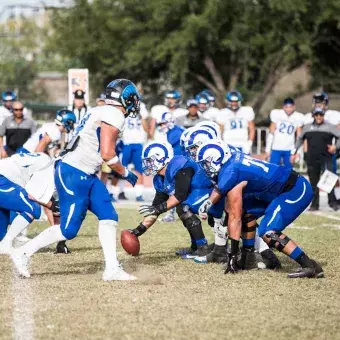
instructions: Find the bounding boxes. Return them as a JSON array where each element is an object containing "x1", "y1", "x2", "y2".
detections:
[
  {"x1": 180, "y1": 127, "x2": 193, "y2": 148},
  {"x1": 156, "y1": 111, "x2": 174, "y2": 133},
  {"x1": 196, "y1": 140, "x2": 232, "y2": 177},
  {"x1": 184, "y1": 126, "x2": 218, "y2": 159},
  {"x1": 142, "y1": 141, "x2": 174, "y2": 176},
  {"x1": 195, "y1": 121, "x2": 221, "y2": 138}
]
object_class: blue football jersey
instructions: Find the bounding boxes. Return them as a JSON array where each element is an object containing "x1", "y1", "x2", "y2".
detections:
[
  {"x1": 216, "y1": 152, "x2": 291, "y2": 202},
  {"x1": 167, "y1": 125, "x2": 185, "y2": 156},
  {"x1": 153, "y1": 155, "x2": 212, "y2": 195}
]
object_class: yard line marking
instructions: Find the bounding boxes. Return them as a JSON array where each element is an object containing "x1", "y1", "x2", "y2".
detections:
[
  {"x1": 11, "y1": 268, "x2": 34, "y2": 340},
  {"x1": 307, "y1": 211, "x2": 340, "y2": 221}
]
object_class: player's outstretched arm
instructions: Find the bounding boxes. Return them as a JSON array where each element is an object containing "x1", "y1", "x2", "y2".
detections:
[{"x1": 100, "y1": 122, "x2": 137, "y2": 186}]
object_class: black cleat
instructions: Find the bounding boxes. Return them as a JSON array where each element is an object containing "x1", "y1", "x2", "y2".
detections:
[
  {"x1": 176, "y1": 243, "x2": 197, "y2": 256},
  {"x1": 55, "y1": 241, "x2": 71, "y2": 254},
  {"x1": 260, "y1": 249, "x2": 282, "y2": 269},
  {"x1": 204, "y1": 245, "x2": 228, "y2": 264},
  {"x1": 309, "y1": 206, "x2": 319, "y2": 212},
  {"x1": 288, "y1": 260, "x2": 324, "y2": 278},
  {"x1": 237, "y1": 247, "x2": 258, "y2": 270},
  {"x1": 329, "y1": 203, "x2": 339, "y2": 212},
  {"x1": 181, "y1": 244, "x2": 209, "y2": 259},
  {"x1": 118, "y1": 192, "x2": 128, "y2": 200}
]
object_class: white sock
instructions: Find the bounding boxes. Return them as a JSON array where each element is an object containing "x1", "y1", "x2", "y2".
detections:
[
  {"x1": 255, "y1": 234, "x2": 269, "y2": 253},
  {"x1": 118, "y1": 180, "x2": 125, "y2": 194},
  {"x1": 135, "y1": 184, "x2": 144, "y2": 197},
  {"x1": 98, "y1": 220, "x2": 119, "y2": 269},
  {"x1": 2, "y1": 215, "x2": 30, "y2": 246},
  {"x1": 21, "y1": 225, "x2": 66, "y2": 257},
  {"x1": 213, "y1": 218, "x2": 227, "y2": 246}
]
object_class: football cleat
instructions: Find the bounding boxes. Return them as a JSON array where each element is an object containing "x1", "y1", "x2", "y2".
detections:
[
  {"x1": 118, "y1": 192, "x2": 128, "y2": 200},
  {"x1": 237, "y1": 247, "x2": 258, "y2": 270},
  {"x1": 175, "y1": 245, "x2": 197, "y2": 256},
  {"x1": 161, "y1": 211, "x2": 175, "y2": 223},
  {"x1": 260, "y1": 249, "x2": 282, "y2": 269},
  {"x1": 136, "y1": 195, "x2": 145, "y2": 202},
  {"x1": 288, "y1": 260, "x2": 324, "y2": 279},
  {"x1": 181, "y1": 244, "x2": 209, "y2": 260},
  {"x1": 11, "y1": 250, "x2": 30, "y2": 278},
  {"x1": 194, "y1": 245, "x2": 228, "y2": 264},
  {"x1": 55, "y1": 241, "x2": 71, "y2": 254},
  {"x1": 102, "y1": 265, "x2": 136, "y2": 281}
]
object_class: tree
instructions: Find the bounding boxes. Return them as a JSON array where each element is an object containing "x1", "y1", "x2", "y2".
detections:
[{"x1": 48, "y1": 0, "x2": 340, "y2": 113}]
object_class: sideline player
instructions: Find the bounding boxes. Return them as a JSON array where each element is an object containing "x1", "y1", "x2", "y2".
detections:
[
  {"x1": 10, "y1": 79, "x2": 140, "y2": 281},
  {"x1": 118, "y1": 101, "x2": 148, "y2": 201},
  {"x1": 217, "y1": 91, "x2": 255, "y2": 154},
  {"x1": 196, "y1": 140, "x2": 324, "y2": 278},
  {"x1": 265, "y1": 98, "x2": 304, "y2": 167}
]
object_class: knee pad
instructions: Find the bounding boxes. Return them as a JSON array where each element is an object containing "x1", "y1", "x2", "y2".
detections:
[
  {"x1": 264, "y1": 231, "x2": 290, "y2": 251},
  {"x1": 178, "y1": 208, "x2": 201, "y2": 231}
]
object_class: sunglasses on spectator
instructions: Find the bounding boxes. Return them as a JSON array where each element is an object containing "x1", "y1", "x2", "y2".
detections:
[
  {"x1": 313, "y1": 113, "x2": 325, "y2": 116},
  {"x1": 13, "y1": 108, "x2": 24, "y2": 111}
]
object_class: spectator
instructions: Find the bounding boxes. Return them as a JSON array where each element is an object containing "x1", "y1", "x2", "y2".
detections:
[
  {"x1": 175, "y1": 99, "x2": 207, "y2": 128},
  {"x1": 69, "y1": 89, "x2": 88, "y2": 123},
  {"x1": 0, "y1": 101, "x2": 37, "y2": 157},
  {"x1": 291, "y1": 107, "x2": 340, "y2": 211}
]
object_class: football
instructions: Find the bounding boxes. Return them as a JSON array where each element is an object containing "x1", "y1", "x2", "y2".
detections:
[{"x1": 121, "y1": 230, "x2": 140, "y2": 256}]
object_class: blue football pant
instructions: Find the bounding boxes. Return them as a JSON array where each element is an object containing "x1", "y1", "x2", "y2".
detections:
[
  {"x1": 55, "y1": 162, "x2": 118, "y2": 240},
  {"x1": 270, "y1": 150, "x2": 292, "y2": 169}
]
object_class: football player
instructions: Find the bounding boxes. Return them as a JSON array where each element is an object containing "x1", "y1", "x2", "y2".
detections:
[
  {"x1": 0, "y1": 152, "x2": 57, "y2": 254},
  {"x1": 265, "y1": 98, "x2": 304, "y2": 167},
  {"x1": 196, "y1": 140, "x2": 324, "y2": 278},
  {"x1": 10, "y1": 79, "x2": 140, "y2": 281},
  {"x1": 199, "y1": 90, "x2": 220, "y2": 122},
  {"x1": 217, "y1": 91, "x2": 255, "y2": 154},
  {"x1": 118, "y1": 100, "x2": 149, "y2": 201},
  {"x1": 23, "y1": 109, "x2": 76, "y2": 154},
  {"x1": 149, "y1": 90, "x2": 186, "y2": 139}
]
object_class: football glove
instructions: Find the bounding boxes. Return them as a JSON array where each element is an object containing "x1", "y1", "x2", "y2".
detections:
[
  {"x1": 138, "y1": 202, "x2": 167, "y2": 217},
  {"x1": 198, "y1": 199, "x2": 213, "y2": 220}
]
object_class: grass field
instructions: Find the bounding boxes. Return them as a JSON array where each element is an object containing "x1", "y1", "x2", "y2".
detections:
[{"x1": 1, "y1": 207, "x2": 340, "y2": 340}]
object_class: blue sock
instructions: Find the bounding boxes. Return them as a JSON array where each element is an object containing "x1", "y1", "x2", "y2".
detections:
[
  {"x1": 242, "y1": 238, "x2": 255, "y2": 248},
  {"x1": 289, "y1": 247, "x2": 303, "y2": 260},
  {"x1": 196, "y1": 238, "x2": 208, "y2": 246}
]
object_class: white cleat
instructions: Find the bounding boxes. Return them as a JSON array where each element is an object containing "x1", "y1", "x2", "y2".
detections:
[
  {"x1": 10, "y1": 250, "x2": 31, "y2": 278},
  {"x1": 102, "y1": 265, "x2": 136, "y2": 281}
]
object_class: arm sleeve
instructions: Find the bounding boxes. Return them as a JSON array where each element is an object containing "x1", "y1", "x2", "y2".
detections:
[
  {"x1": 152, "y1": 191, "x2": 169, "y2": 206},
  {"x1": 174, "y1": 167, "x2": 195, "y2": 202}
]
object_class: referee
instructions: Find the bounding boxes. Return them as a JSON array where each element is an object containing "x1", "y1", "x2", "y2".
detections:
[{"x1": 292, "y1": 107, "x2": 340, "y2": 211}]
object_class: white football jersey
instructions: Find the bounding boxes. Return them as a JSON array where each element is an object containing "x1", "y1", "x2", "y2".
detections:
[
  {"x1": 150, "y1": 105, "x2": 169, "y2": 143},
  {"x1": 0, "y1": 153, "x2": 54, "y2": 204},
  {"x1": 202, "y1": 107, "x2": 220, "y2": 122},
  {"x1": 270, "y1": 109, "x2": 305, "y2": 151},
  {"x1": 304, "y1": 109, "x2": 340, "y2": 126},
  {"x1": 63, "y1": 105, "x2": 125, "y2": 175},
  {"x1": 122, "y1": 102, "x2": 148, "y2": 144},
  {"x1": 217, "y1": 106, "x2": 254, "y2": 149},
  {"x1": 171, "y1": 107, "x2": 187, "y2": 119},
  {"x1": 23, "y1": 122, "x2": 61, "y2": 152}
]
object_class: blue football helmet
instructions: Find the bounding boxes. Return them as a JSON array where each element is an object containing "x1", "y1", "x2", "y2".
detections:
[
  {"x1": 226, "y1": 91, "x2": 242, "y2": 111},
  {"x1": 142, "y1": 141, "x2": 174, "y2": 176},
  {"x1": 196, "y1": 140, "x2": 232, "y2": 177},
  {"x1": 55, "y1": 109, "x2": 77, "y2": 132},
  {"x1": 2, "y1": 90, "x2": 16, "y2": 102},
  {"x1": 105, "y1": 79, "x2": 141, "y2": 117},
  {"x1": 195, "y1": 93, "x2": 209, "y2": 113},
  {"x1": 201, "y1": 89, "x2": 216, "y2": 106},
  {"x1": 164, "y1": 90, "x2": 181, "y2": 108}
]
